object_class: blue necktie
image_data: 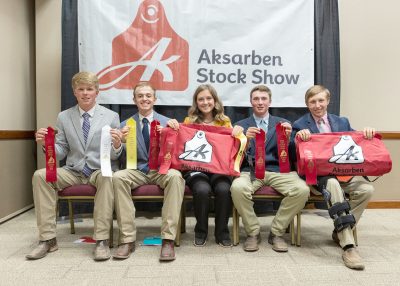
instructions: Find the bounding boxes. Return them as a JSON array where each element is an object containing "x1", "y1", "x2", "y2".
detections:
[
  {"x1": 259, "y1": 119, "x2": 268, "y2": 132},
  {"x1": 82, "y1": 113, "x2": 92, "y2": 177},
  {"x1": 142, "y1": 118, "x2": 150, "y2": 152}
]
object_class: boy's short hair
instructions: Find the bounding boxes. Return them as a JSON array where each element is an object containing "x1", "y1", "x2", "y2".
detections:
[
  {"x1": 250, "y1": 85, "x2": 272, "y2": 100},
  {"x1": 305, "y1": 85, "x2": 331, "y2": 104},
  {"x1": 71, "y1": 72, "x2": 99, "y2": 91},
  {"x1": 133, "y1": 82, "x2": 156, "y2": 97}
]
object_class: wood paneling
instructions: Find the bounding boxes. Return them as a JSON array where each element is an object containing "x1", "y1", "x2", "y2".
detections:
[{"x1": 0, "y1": 130, "x2": 35, "y2": 140}]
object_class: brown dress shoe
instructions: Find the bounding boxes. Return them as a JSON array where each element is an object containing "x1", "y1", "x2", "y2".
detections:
[
  {"x1": 268, "y1": 232, "x2": 288, "y2": 252},
  {"x1": 94, "y1": 240, "x2": 111, "y2": 261},
  {"x1": 26, "y1": 238, "x2": 58, "y2": 260},
  {"x1": 113, "y1": 242, "x2": 135, "y2": 259},
  {"x1": 243, "y1": 234, "x2": 261, "y2": 252},
  {"x1": 342, "y1": 247, "x2": 365, "y2": 270},
  {"x1": 159, "y1": 239, "x2": 176, "y2": 261}
]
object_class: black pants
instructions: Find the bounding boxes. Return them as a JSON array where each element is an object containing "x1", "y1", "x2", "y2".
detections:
[{"x1": 189, "y1": 173, "x2": 232, "y2": 241}]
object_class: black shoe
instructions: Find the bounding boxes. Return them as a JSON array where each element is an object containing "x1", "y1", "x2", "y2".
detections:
[
  {"x1": 216, "y1": 237, "x2": 232, "y2": 248},
  {"x1": 194, "y1": 236, "x2": 207, "y2": 247}
]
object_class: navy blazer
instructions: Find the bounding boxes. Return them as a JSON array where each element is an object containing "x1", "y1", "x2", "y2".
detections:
[
  {"x1": 290, "y1": 112, "x2": 353, "y2": 163},
  {"x1": 235, "y1": 114, "x2": 290, "y2": 173},
  {"x1": 120, "y1": 111, "x2": 169, "y2": 173}
]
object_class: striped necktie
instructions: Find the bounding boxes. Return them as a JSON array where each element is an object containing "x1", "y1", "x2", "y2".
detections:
[
  {"x1": 82, "y1": 112, "x2": 90, "y2": 144},
  {"x1": 81, "y1": 112, "x2": 92, "y2": 177}
]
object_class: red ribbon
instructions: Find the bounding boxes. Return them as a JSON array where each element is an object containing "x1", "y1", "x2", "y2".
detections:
[
  {"x1": 158, "y1": 130, "x2": 176, "y2": 174},
  {"x1": 45, "y1": 127, "x2": 57, "y2": 182},
  {"x1": 148, "y1": 120, "x2": 160, "y2": 170},
  {"x1": 276, "y1": 122, "x2": 290, "y2": 173},
  {"x1": 304, "y1": 149, "x2": 317, "y2": 185},
  {"x1": 255, "y1": 129, "x2": 266, "y2": 179}
]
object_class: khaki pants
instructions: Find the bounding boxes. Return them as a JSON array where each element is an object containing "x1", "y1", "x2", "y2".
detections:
[
  {"x1": 113, "y1": 169, "x2": 185, "y2": 242},
  {"x1": 32, "y1": 168, "x2": 114, "y2": 241},
  {"x1": 311, "y1": 177, "x2": 374, "y2": 247},
  {"x1": 231, "y1": 171, "x2": 309, "y2": 237}
]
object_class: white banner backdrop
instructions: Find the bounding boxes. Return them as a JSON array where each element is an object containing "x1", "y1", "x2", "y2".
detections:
[{"x1": 78, "y1": 0, "x2": 314, "y2": 107}]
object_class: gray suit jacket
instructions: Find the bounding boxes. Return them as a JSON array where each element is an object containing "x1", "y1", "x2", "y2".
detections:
[
  {"x1": 120, "y1": 111, "x2": 169, "y2": 173},
  {"x1": 55, "y1": 104, "x2": 121, "y2": 173}
]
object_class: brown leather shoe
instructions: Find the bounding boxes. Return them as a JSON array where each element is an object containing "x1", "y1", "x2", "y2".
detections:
[
  {"x1": 94, "y1": 240, "x2": 111, "y2": 261},
  {"x1": 243, "y1": 234, "x2": 261, "y2": 252},
  {"x1": 332, "y1": 231, "x2": 340, "y2": 246},
  {"x1": 26, "y1": 238, "x2": 58, "y2": 260},
  {"x1": 113, "y1": 242, "x2": 135, "y2": 259},
  {"x1": 342, "y1": 247, "x2": 365, "y2": 270},
  {"x1": 268, "y1": 232, "x2": 288, "y2": 252},
  {"x1": 159, "y1": 239, "x2": 176, "y2": 261}
]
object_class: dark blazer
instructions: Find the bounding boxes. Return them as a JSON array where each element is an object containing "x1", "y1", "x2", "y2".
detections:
[
  {"x1": 235, "y1": 114, "x2": 290, "y2": 173},
  {"x1": 290, "y1": 112, "x2": 354, "y2": 164},
  {"x1": 120, "y1": 111, "x2": 169, "y2": 173}
]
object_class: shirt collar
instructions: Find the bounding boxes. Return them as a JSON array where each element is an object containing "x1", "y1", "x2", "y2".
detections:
[
  {"x1": 253, "y1": 113, "x2": 269, "y2": 125},
  {"x1": 139, "y1": 111, "x2": 154, "y2": 123},
  {"x1": 79, "y1": 105, "x2": 96, "y2": 118},
  {"x1": 312, "y1": 113, "x2": 328, "y2": 125}
]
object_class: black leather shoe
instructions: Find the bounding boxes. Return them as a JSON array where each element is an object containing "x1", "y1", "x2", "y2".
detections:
[{"x1": 193, "y1": 236, "x2": 207, "y2": 247}]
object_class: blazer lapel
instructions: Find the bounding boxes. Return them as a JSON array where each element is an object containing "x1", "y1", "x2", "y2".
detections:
[
  {"x1": 86, "y1": 105, "x2": 102, "y2": 148},
  {"x1": 71, "y1": 106, "x2": 86, "y2": 148},
  {"x1": 133, "y1": 113, "x2": 148, "y2": 155},
  {"x1": 328, "y1": 114, "x2": 339, "y2": 132},
  {"x1": 266, "y1": 116, "x2": 278, "y2": 146},
  {"x1": 306, "y1": 113, "x2": 320, "y2": 134}
]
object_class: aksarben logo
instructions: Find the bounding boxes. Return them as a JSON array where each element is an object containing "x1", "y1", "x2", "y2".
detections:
[
  {"x1": 329, "y1": 135, "x2": 365, "y2": 164},
  {"x1": 97, "y1": 0, "x2": 189, "y2": 91}
]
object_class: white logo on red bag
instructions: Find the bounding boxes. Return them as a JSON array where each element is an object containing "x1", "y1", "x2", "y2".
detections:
[
  {"x1": 179, "y1": 131, "x2": 212, "y2": 163},
  {"x1": 329, "y1": 135, "x2": 364, "y2": 164},
  {"x1": 97, "y1": 0, "x2": 189, "y2": 91}
]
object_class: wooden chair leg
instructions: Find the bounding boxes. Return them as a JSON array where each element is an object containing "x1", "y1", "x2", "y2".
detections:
[
  {"x1": 353, "y1": 226, "x2": 358, "y2": 246},
  {"x1": 175, "y1": 212, "x2": 181, "y2": 247},
  {"x1": 232, "y1": 206, "x2": 239, "y2": 246},
  {"x1": 290, "y1": 219, "x2": 295, "y2": 245},
  {"x1": 180, "y1": 201, "x2": 186, "y2": 234},
  {"x1": 68, "y1": 200, "x2": 75, "y2": 234},
  {"x1": 296, "y1": 212, "x2": 301, "y2": 246},
  {"x1": 109, "y1": 218, "x2": 113, "y2": 248}
]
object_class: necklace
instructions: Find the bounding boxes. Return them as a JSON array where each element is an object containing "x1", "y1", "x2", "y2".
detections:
[{"x1": 203, "y1": 119, "x2": 214, "y2": 124}]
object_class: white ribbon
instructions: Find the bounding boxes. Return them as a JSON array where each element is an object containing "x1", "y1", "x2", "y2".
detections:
[{"x1": 100, "y1": 125, "x2": 112, "y2": 177}]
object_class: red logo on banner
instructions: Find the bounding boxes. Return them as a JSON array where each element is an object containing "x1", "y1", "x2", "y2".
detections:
[{"x1": 97, "y1": 0, "x2": 189, "y2": 91}]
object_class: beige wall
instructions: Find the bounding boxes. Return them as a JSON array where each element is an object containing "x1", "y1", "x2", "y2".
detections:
[
  {"x1": 339, "y1": 0, "x2": 400, "y2": 201},
  {"x1": 0, "y1": 0, "x2": 35, "y2": 130},
  {"x1": 339, "y1": 0, "x2": 400, "y2": 131},
  {"x1": 0, "y1": 0, "x2": 36, "y2": 221}
]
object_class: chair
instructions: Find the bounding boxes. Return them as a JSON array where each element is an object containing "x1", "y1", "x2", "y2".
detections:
[
  {"x1": 130, "y1": 184, "x2": 190, "y2": 247},
  {"x1": 58, "y1": 184, "x2": 187, "y2": 247},
  {"x1": 57, "y1": 184, "x2": 114, "y2": 245},
  {"x1": 232, "y1": 186, "x2": 299, "y2": 246}
]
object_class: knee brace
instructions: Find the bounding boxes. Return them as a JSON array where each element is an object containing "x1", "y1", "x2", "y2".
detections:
[{"x1": 328, "y1": 201, "x2": 356, "y2": 232}]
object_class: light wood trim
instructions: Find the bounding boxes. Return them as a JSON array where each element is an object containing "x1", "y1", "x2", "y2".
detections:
[
  {"x1": 0, "y1": 130, "x2": 35, "y2": 140},
  {"x1": 379, "y1": 131, "x2": 400, "y2": 140},
  {"x1": 367, "y1": 201, "x2": 400, "y2": 209}
]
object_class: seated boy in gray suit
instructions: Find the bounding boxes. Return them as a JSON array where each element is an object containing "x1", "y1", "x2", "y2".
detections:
[
  {"x1": 113, "y1": 82, "x2": 185, "y2": 262},
  {"x1": 27, "y1": 72, "x2": 123, "y2": 261}
]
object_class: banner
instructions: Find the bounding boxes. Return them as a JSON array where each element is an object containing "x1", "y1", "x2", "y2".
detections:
[
  {"x1": 296, "y1": 132, "x2": 392, "y2": 184},
  {"x1": 78, "y1": 0, "x2": 314, "y2": 107},
  {"x1": 158, "y1": 124, "x2": 246, "y2": 176}
]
